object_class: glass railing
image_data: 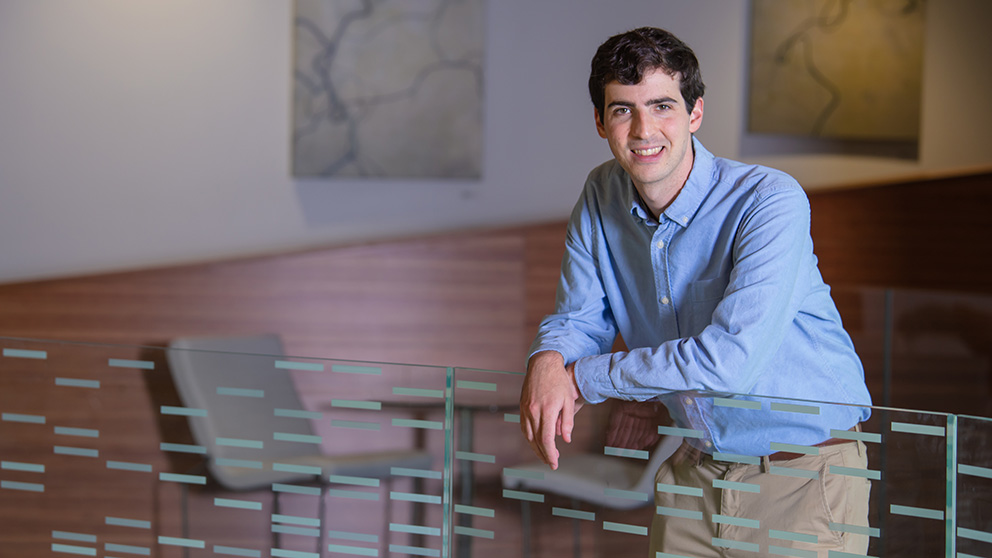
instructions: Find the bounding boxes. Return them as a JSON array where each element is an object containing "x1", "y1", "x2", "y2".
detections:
[{"x1": 1, "y1": 335, "x2": 989, "y2": 558}]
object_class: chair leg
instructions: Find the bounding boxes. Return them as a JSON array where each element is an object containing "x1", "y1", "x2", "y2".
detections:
[
  {"x1": 318, "y1": 485, "x2": 327, "y2": 558},
  {"x1": 570, "y1": 498, "x2": 581, "y2": 558},
  {"x1": 180, "y1": 483, "x2": 190, "y2": 558},
  {"x1": 520, "y1": 500, "x2": 531, "y2": 558}
]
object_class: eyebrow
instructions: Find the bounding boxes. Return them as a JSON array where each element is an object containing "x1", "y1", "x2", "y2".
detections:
[{"x1": 607, "y1": 96, "x2": 680, "y2": 108}]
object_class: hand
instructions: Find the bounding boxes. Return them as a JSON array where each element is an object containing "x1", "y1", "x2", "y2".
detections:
[
  {"x1": 606, "y1": 400, "x2": 664, "y2": 450},
  {"x1": 519, "y1": 351, "x2": 584, "y2": 470}
]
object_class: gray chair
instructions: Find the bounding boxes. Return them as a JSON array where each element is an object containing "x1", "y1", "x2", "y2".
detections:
[
  {"x1": 165, "y1": 334, "x2": 433, "y2": 556},
  {"x1": 502, "y1": 431, "x2": 683, "y2": 557}
]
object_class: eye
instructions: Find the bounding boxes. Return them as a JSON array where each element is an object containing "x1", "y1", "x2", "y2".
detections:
[{"x1": 612, "y1": 107, "x2": 630, "y2": 116}]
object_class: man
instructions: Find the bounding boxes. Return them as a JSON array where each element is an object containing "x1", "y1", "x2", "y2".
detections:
[{"x1": 520, "y1": 27, "x2": 872, "y2": 556}]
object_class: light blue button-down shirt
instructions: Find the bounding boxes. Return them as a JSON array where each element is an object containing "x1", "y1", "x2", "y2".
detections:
[{"x1": 530, "y1": 138, "x2": 871, "y2": 456}]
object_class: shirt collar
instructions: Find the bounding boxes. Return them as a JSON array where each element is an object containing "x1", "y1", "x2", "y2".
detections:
[{"x1": 625, "y1": 136, "x2": 714, "y2": 228}]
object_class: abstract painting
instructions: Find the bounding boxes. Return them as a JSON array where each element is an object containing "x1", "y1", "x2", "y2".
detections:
[
  {"x1": 292, "y1": 0, "x2": 485, "y2": 178},
  {"x1": 748, "y1": 0, "x2": 925, "y2": 141}
]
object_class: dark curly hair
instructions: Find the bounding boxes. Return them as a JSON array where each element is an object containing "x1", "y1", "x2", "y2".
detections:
[{"x1": 589, "y1": 27, "x2": 705, "y2": 123}]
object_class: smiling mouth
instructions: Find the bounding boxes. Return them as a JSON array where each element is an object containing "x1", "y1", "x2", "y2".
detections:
[{"x1": 632, "y1": 147, "x2": 663, "y2": 156}]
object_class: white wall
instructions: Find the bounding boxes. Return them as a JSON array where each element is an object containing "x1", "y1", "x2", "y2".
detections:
[{"x1": 0, "y1": 0, "x2": 989, "y2": 284}]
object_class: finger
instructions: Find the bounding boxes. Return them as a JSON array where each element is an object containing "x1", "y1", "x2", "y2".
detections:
[{"x1": 560, "y1": 397, "x2": 575, "y2": 444}]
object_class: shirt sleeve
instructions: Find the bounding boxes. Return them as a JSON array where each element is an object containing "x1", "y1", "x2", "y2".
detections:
[
  {"x1": 528, "y1": 188, "x2": 619, "y2": 368},
  {"x1": 575, "y1": 183, "x2": 813, "y2": 403}
]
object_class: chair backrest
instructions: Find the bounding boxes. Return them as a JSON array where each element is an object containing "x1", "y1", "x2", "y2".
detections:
[
  {"x1": 166, "y1": 334, "x2": 320, "y2": 466},
  {"x1": 630, "y1": 433, "x2": 684, "y2": 495}
]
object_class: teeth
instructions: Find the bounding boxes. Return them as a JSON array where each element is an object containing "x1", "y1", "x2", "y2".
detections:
[{"x1": 633, "y1": 147, "x2": 662, "y2": 156}]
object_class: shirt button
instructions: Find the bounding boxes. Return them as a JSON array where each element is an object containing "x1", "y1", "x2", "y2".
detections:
[
  {"x1": 704, "y1": 441, "x2": 713, "y2": 448},
  {"x1": 661, "y1": 296, "x2": 670, "y2": 305},
  {"x1": 656, "y1": 240, "x2": 665, "y2": 249},
  {"x1": 684, "y1": 397, "x2": 693, "y2": 405},
  {"x1": 681, "y1": 216, "x2": 689, "y2": 224}
]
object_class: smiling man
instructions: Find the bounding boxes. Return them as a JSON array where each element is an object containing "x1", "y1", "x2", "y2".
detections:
[{"x1": 520, "y1": 27, "x2": 873, "y2": 556}]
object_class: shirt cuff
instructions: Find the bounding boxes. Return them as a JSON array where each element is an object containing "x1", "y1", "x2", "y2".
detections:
[{"x1": 573, "y1": 353, "x2": 617, "y2": 404}]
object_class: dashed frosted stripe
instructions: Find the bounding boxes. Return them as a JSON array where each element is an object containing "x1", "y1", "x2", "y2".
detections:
[
  {"x1": 326, "y1": 544, "x2": 377, "y2": 556},
  {"x1": 273, "y1": 463, "x2": 321, "y2": 475},
  {"x1": 605, "y1": 446, "x2": 649, "y2": 460},
  {"x1": 830, "y1": 465, "x2": 881, "y2": 480},
  {"x1": 769, "y1": 545, "x2": 816, "y2": 558},
  {"x1": 389, "y1": 523, "x2": 441, "y2": 537},
  {"x1": 331, "y1": 364, "x2": 382, "y2": 375},
  {"x1": 329, "y1": 489, "x2": 380, "y2": 501},
  {"x1": 55, "y1": 427, "x2": 100, "y2": 438},
  {"x1": 273, "y1": 483, "x2": 321, "y2": 496},
  {"x1": 827, "y1": 552, "x2": 879, "y2": 558},
  {"x1": 275, "y1": 408, "x2": 322, "y2": 420},
  {"x1": 53, "y1": 531, "x2": 96, "y2": 543},
  {"x1": 272, "y1": 524, "x2": 319, "y2": 537},
  {"x1": 657, "y1": 483, "x2": 704, "y2": 497},
  {"x1": 272, "y1": 548, "x2": 319, "y2": 558},
  {"x1": 54, "y1": 446, "x2": 99, "y2": 458},
  {"x1": 714, "y1": 452, "x2": 759, "y2": 465},
  {"x1": 160, "y1": 406, "x2": 206, "y2": 417},
  {"x1": 329, "y1": 475, "x2": 380, "y2": 487},
  {"x1": 455, "y1": 380, "x2": 496, "y2": 392},
  {"x1": 2, "y1": 412, "x2": 45, "y2": 424},
  {"x1": 213, "y1": 545, "x2": 262, "y2": 557},
  {"x1": 504, "y1": 468, "x2": 544, "y2": 480},
  {"x1": 158, "y1": 536, "x2": 205, "y2": 549},
  {"x1": 160, "y1": 443, "x2": 207, "y2": 454},
  {"x1": 770, "y1": 442, "x2": 818, "y2": 455},
  {"x1": 2, "y1": 461, "x2": 44, "y2": 473},
  {"x1": 713, "y1": 479, "x2": 760, "y2": 493},
  {"x1": 391, "y1": 467, "x2": 441, "y2": 480},
  {"x1": 330, "y1": 419, "x2": 381, "y2": 431},
  {"x1": 656, "y1": 506, "x2": 703, "y2": 521},
  {"x1": 329, "y1": 531, "x2": 379, "y2": 543},
  {"x1": 217, "y1": 387, "x2": 264, "y2": 398},
  {"x1": 216, "y1": 458, "x2": 263, "y2": 469},
  {"x1": 553, "y1": 507, "x2": 595, "y2": 521},
  {"x1": 109, "y1": 359, "x2": 154, "y2": 370},
  {"x1": 272, "y1": 514, "x2": 320, "y2": 527},
  {"x1": 56, "y1": 378, "x2": 100, "y2": 389},
  {"x1": 159, "y1": 473, "x2": 207, "y2": 485},
  {"x1": 658, "y1": 425, "x2": 704, "y2": 438},
  {"x1": 104, "y1": 542, "x2": 151, "y2": 555},
  {"x1": 712, "y1": 538, "x2": 759, "y2": 552},
  {"x1": 769, "y1": 529, "x2": 818, "y2": 544},
  {"x1": 215, "y1": 498, "x2": 263, "y2": 510},
  {"x1": 455, "y1": 504, "x2": 494, "y2": 518},
  {"x1": 714, "y1": 515, "x2": 760, "y2": 529},
  {"x1": 890, "y1": 504, "x2": 944, "y2": 520},
  {"x1": 389, "y1": 491, "x2": 441, "y2": 504},
  {"x1": 770, "y1": 466, "x2": 819, "y2": 480},
  {"x1": 958, "y1": 527, "x2": 992, "y2": 544},
  {"x1": 106, "y1": 517, "x2": 151, "y2": 529},
  {"x1": 770, "y1": 402, "x2": 820, "y2": 415},
  {"x1": 453, "y1": 526, "x2": 495, "y2": 539},
  {"x1": 331, "y1": 399, "x2": 381, "y2": 411},
  {"x1": 959, "y1": 464, "x2": 992, "y2": 479},
  {"x1": 456, "y1": 451, "x2": 495, "y2": 463},
  {"x1": 714, "y1": 398, "x2": 760, "y2": 410},
  {"x1": 603, "y1": 521, "x2": 648, "y2": 536},
  {"x1": 830, "y1": 428, "x2": 881, "y2": 444},
  {"x1": 386, "y1": 544, "x2": 438, "y2": 557},
  {"x1": 604, "y1": 488, "x2": 649, "y2": 501},
  {"x1": 504, "y1": 413, "x2": 520, "y2": 423},
  {"x1": 276, "y1": 360, "x2": 324, "y2": 372},
  {"x1": 217, "y1": 437, "x2": 264, "y2": 449},
  {"x1": 3, "y1": 348, "x2": 47, "y2": 359},
  {"x1": 391, "y1": 418, "x2": 443, "y2": 430},
  {"x1": 829, "y1": 522, "x2": 879, "y2": 538},
  {"x1": 656, "y1": 553, "x2": 694, "y2": 558},
  {"x1": 890, "y1": 422, "x2": 945, "y2": 437},
  {"x1": 957, "y1": 553, "x2": 985, "y2": 558},
  {"x1": 392, "y1": 387, "x2": 444, "y2": 399},
  {"x1": 502, "y1": 489, "x2": 544, "y2": 503},
  {"x1": 107, "y1": 461, "x2": 152, "y2": 472},
  {"x1": 274, "y1": 432, "x2": 322, "y2": 444},
  {"x1": 51, "y1": 544, "x2": 96, "y2": 556}
]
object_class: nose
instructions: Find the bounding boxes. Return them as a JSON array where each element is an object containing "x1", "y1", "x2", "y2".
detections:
[{"x1": 630, "y1": 111, "x2": 653, "y2": 139}]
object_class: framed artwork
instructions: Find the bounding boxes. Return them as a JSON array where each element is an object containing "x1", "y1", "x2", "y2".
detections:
[
  {"x1": 748, "y1": 0, "x2": 925, "y2": 141},
  {"x1": 293, "y1": 0, "x2": 485, "y2": 178}
]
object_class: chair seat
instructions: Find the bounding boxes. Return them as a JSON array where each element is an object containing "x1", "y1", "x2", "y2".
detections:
[{"x1": 504, "y1": 454, "x2": 650, "y2": 510}]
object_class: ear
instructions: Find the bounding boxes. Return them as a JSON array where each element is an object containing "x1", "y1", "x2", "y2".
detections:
[
  {"x1": 595, "y1": 107, "x2": 607, "y2": 138},
  {"x1": 688, "y1": 97, "x2": 704, "y2": 133}
]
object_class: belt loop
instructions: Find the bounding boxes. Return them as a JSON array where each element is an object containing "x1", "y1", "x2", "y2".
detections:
[{"x1": 761, "y1": 454, "x2": 770, "y2": 473}]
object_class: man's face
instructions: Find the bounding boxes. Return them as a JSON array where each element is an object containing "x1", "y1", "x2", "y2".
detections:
[{"x1": 595, "y1": 68, "x2": 703, "y2": 196}]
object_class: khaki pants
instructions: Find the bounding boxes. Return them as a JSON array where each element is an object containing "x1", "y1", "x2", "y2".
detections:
[{"x1": 650, "y1": 441, "x2": 870, "y2": 557}]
